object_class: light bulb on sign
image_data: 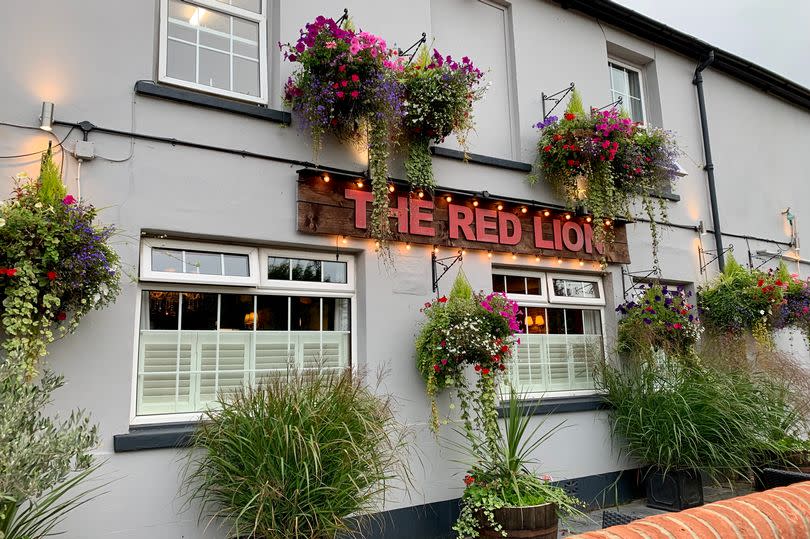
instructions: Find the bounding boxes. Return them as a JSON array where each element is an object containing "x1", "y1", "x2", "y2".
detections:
[
  {"x1": 497, "y1": 203, "x2": 504, "y2": 211},
  {"x1": 521, "y1": 206, "x2": 528, "y2": 214},
  {"x1": 356, "y1": 179, "x2": 364, "y2": 188},
  {"x1": 472, "y1": 199, "x2": 479, "y2": 207},
  {"x1": 388, "y1": 184, "x2": 395, "y2": 192},
  {"x1": 543, "y1": 210, "x2": 550, "y2": 217},
  {"x1": 418, "y1": 191, "x2": 425, "y2": 199},
  {"x1": 445, "y1": 195, "x2": 452, "y2": 203},
  {"x1": 322, "y1": 173, "x2": 330, "y2": 183}
]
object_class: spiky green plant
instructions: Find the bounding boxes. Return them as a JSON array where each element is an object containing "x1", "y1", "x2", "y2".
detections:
[{"x1": 37, "y1": 144, "x2": 66, "y2": 206}]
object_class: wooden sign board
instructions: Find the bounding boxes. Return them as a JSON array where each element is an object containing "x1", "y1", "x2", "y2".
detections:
[{"x1": 296, "y1": 172, "x2": 631, "y2": 264}]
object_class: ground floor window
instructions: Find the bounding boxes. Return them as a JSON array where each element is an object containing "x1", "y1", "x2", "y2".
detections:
[
  {"x1": 136, "y1": 240, "x2": 354, "y2": 418},
  {"x1": 492, "y1": 270, "x2": 605, "y2": 394}
]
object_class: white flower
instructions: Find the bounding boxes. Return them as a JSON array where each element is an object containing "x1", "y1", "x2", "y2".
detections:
[
  {"x1": 759, "y1": 310, "x2": 765, "y2": 315},
  {"x1": 34, "y1": 202, "x2": 42, "y2": 209},
  {"x1": 0, "y1": 218, "x2": 5, "y2": 227}
]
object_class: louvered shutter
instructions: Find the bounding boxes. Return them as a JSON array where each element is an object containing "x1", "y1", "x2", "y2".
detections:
[
  {"x1": 198, "y1": 333, "x2": 250, "y2": 409},
  {"x1": 138, "y1": 331, "x2": 194, "y2": 415}
]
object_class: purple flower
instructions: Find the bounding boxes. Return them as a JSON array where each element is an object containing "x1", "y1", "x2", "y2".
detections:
[
  {"x1": 643, "y1": 318, "x2": 652, "y2": 325},
  {"x1": 533, "y1": 116, "x2": 558, "y2": 130}
]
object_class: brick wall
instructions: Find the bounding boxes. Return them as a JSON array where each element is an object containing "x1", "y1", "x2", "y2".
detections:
[{"x1": 571, "y1": 481, "x2": 810, "y2": 538}]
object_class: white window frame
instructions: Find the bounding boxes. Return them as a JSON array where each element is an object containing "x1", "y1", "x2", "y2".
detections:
[
  {"x1": 140, "y1": 238, "x2": 260, "y2": 287},
  {"x1": 546, "y1": 272, "x2": 606, "y2": 306},
  {"x1": 131, "y1": 244, "x2": 357, "y2": 426},
  {"x1": 491, "y1": 268, "x2": 548, "y2": 303},
  {"x1": 608, "y1": 59, "x2": 646, "y2": 126},
  {"x1": 260, "y1": 248, "x2": 356, "y2": 295},
  {"x1": 158, "y1": 0, "x2": 269, "y2": 104}
]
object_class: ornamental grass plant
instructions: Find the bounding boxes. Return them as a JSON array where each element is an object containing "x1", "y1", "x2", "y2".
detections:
[{"x1": 182, "y1": 369, "x2": 411, "y2": 539}]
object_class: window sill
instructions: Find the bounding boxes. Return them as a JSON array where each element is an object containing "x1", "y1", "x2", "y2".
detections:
[
  {"x1": 113, "y1": 422, "x2": 197, "y2": 452},
  {"x1": 649, "y1": 189, "x2": 681, "y2": 202},
  {"x1": 135, "y1": 81, "x2": 291, "y2": 125},
  {"x1": 430, "y1": 146, "x2": 533, "y2": 173},
  {"x1": 497, "y1": 394, "x2": 609, "y2": 416}
]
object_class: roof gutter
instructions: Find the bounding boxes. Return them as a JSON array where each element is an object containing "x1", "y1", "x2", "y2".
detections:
[{"x1": 693, "y1": 51, "x2": 725, "y2": 272}]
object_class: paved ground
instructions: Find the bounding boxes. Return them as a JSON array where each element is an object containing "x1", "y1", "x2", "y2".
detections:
[{"x1": 558, "y1": 482, "x2": 754, "y2": 536}]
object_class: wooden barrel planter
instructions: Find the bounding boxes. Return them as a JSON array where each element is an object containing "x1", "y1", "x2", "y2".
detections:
[{"x1": 478, "y1": 502, "x2": 558, "y2": 538}]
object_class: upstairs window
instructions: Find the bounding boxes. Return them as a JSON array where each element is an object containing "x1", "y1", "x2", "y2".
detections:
[
  {"x1": 159, "y1": 0, "x2": 268, "y2": 103},
  {"x1": 608, "y1": 60, "x2": 645, "y2": 124}
]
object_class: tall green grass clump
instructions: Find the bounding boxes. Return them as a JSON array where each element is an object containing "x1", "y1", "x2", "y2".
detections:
[
  {"x1": 599, "y1": 357, "x2": 798, "y2": 480},
  {"x1": 183, "y1": 370, "x2": 411, "y2": 539}
]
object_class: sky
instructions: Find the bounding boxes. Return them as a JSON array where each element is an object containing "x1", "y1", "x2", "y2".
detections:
[{"x1": 613, "y1": 0, "x2": 810, "y2": 88}]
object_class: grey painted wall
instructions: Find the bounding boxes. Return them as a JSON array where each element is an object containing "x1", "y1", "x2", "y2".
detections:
[{"x1": 1, "y1": 0, "x2": 808, "y2": 537}]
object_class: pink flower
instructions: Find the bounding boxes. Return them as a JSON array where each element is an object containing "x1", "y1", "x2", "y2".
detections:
[
  {"x1": 338, "y1": 65, "x2": 346, "y2": 72},
  {"x1": 350, "y1": 90, "x2": 359, "y2": 98},
  {"x1": 62, "y1": 195, "x2": 77, "y2": 205},
  {"x1": 336, "y1": 91, "x2": 345, "y2": 98},
  {"x1": 325, "y1": 41, "x2": 337, "y2": 49},
  {"x1": 673, "y1": 323, "x2": 683, "y2": 329},
  {"x1": 341, "y1": 80, "x2": 348, "y2": 87},
  {"x1": 351, "y1": 73, "x2": 360, "y2": 82}
]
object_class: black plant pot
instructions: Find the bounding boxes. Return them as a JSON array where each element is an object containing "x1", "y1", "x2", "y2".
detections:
[{"x1": 645, "y1": 468, "x2": 704, "y2": 511}]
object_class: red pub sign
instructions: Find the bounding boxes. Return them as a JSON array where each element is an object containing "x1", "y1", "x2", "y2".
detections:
[{"x1": 296, "y1": 171, "x2": 631, "y2": 264}]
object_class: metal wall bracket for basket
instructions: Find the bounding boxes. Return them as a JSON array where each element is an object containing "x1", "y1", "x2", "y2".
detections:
[
  {"x1": 698, "y1": 244, "x2": 734, "y2": 275},
  {"x1": 431, "y1": 250, "x2": 463, "y2": 296},
  {"x1": 541, "y1": 82, "x2": 575, "y2": 120}
]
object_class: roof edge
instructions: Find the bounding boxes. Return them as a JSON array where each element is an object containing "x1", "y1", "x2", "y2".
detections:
[{"x1": 556, "y1": 0, "x2": 810, "y2": 112}]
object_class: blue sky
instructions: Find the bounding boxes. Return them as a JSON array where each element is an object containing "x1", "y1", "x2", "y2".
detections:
[{"x1": 614, "y1": 0, "x2": 810, "y2": 88}]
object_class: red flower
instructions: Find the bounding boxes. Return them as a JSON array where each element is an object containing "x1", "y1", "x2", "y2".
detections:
[
  {"x1": 350, "y1": 90, "x2": 360, "y2": 98},
  {"x1": 776, "y1": 280, "x2": 784, "y2": 287},
  {"x1": 564, "y1": 113, "x2": 576, "y2": 121},
  {"x1": 440, "y1": 340, "x2": 447, "y2": 347},
  {"x1": 438, "y1": 296, "x2": 448, "y2": 303},
  {"x1": 332, "y1": 82, "x2": 340, "y2": 89},
  {"x1": 481, "y1": 368, "x2": 490, "y2": 375},
  {"x1": 56, "y1": 311, "x2": 67, "y2": 321},
  {"x1": 474, "y1": 364, "x2": 481, "y2": 372},
  {"x1": 567, "y1": 159, "x2": 576, "y2": 166},
  {"x1": 562, "y1": 144, "x2": 570, "y2": 150},
  {"x1": 5, "y1": 268, "x2": 17, "y2": 277},
  {"x1": 543, "y1": 145, "x2": 552, "y2": 152},
  {"x1": 499, "y1": 364, "x2": 506, "y2": 371},
  {"x1": 673, "y1": 323, "x2": 683, "y2": 330},
  {"x1": 341, "y1": 80, "x2": 348, "y2": 87},
  {"x1": 553, "y1": 134, "x2": 562, "y2": 142},
  {"x1": 433, "y1": 364, "x2": 441, "y2": 372},
  {"x1": 464, "y1": 474, "x2": 475, "y2": 486},
  {"x1": 351, "y1": 73, "x2": 360, "y2": 82},
  {"x1": 47, "y1": 271, "x2": 57, "y2": 281},
  {"x1": 680, "y1": 309, "x2": 688, "y2": 315},
  {"x1": 424, "y1": 302, "x2": 431, "y2": 308},
  {"x1": 338, "y1": 65, "x2": 347, "y2": 72},
  {"x1": 500, "y1": 345, "x2": 509, "y2": 353},
  {"x1": 441, "y1": 359, "x2": 448, "y2": 365}
]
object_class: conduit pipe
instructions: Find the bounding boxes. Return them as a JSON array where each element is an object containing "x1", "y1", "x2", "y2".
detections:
[{"x1": 693, "y1": 50, "x2": 725, "y2": 272}]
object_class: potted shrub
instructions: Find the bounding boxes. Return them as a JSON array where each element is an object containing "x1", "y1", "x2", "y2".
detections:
[
  {"x1": 182, "y1": 369, "x2": 411, "y2": 539},
  {"x1": 599, "y1": 355, "x2": 797, "y2": 511},
  {"x1": 452, "y1": 389, "x2": 584, "y2": 538},
  {"x1": 399, "y1": 46, "x2": 487, "y2": 191},
  {"x1": 281, "y1": 15, "x2": 403, "y2": 248},
  {"x1": 529, "y1": 90, "x2": 679, "y2": 268}
]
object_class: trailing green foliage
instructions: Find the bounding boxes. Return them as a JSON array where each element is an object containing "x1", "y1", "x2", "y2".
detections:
[{"x1": 182, "y1": 370, "x2": 411, "y2": 539}]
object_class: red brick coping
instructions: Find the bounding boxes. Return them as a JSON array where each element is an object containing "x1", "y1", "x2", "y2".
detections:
[{"x1": 570, "y1": 481, "x2": 810, "y2": 538}]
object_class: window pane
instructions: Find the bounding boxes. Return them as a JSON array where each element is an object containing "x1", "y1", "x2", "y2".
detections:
[
  {"x1": 152, "y1": 248, "x2": 183, "y2": 273},
  {"x1": 629, "y1": 96, "x2": 644, "y2": 124},
  {"x1": 627, "y1": 69, "x2": 641, "y2": 99},
  {"x1": 292, "y1": 259, "x2": 321, "y2": 282},
  {"x1": 553, "y1": 279, "x2": 600, "y2": 299},
  {"x1": 505, "y1": 275, "x2": 525, "y2": 294},
  {"x1": 322, "y1": 261, "x2": 347, "y2": 284},
  {"x1": 197, "y1": 6, "x2": 229, "y2": 33},
  {"x1": 526, "y1": 278, "x2": 542, "y2": 295},
  {"x1": 223, "y1": 254, "x2": 249, "y2": 277},
  {"x1": 166, "y1": 39, "x2": 196, "y2": 83},
  {"x1": 565, "y1": 309, "x2": 585, "y2": 335},
  {"x1": 267, "y1": 257, "x2": 290, "y2": 280},
  {"x1": 546, "y1": 308, "x2": 566, "y2": 334},
  {"x1": 168, "y1": 0, "x2": 196, "y2": 22},
  {"x1": 213, "y1": 0, "x2": 262, "y2": 13},
  {"x1": 146, "y1": 291, "x2": 180, "y2": 329},
  {"x1": 256, "y1": 295, "x2": 288, "y2": 330},
  {"x1": 199, "y1": 48, "x2": 230, "y2": 90},
  {"x1": 492, "y1": 274, "x2": 506, "y2": 293},
  {"x1": 610, "y1": 64, "x2": 628, "y2": 94},
  {"x1": 291, "y1": 297, "x2": 320, "y2": 330},
  {"x1": 168, "y1": 21, "x2": 196, "y2": 42},
  {"x1": 233, "y1": 57, "x2": 259, "y2": 96},
  {"x1": 185, "y1": 251, "x2": 222, "y2": 275},
  {"x1": 583, "y1": 310, "x2": 602, "y2": 335},
  {"x1": 181, "y1": 292, "x2": 217, "y2": 330},
  {"x1": 233, "y1": 17, "x2": 259, "y2": 46},
  {"x1": 199, "y1": 28, "x2": 230, "y2": 52},
  {"x1": 525, "y1": 307, "x2": 547, "y2": 334},
  {"x1": 219, "y1": 294, "x2": 254, "y2": 330},
  {"x1": 323, "y1": 298, "x2": 350, "y2": 331}
]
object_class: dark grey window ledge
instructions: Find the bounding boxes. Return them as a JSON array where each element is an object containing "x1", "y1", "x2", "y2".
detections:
[
  {"x1": 430, "y1": 146, "x2": 533, "y2": 172},
  {"x1": 135, "y1": 81, "x2": 291, "y2": 125},
  {"x1": 498, "y1": 394, "x2": 609, "y2": 417},
  {"x1": 113, "y1": 422, "x2": 197, "y2": 452},
  {"x1": 649, "y1": 189, "x2": 681, "y2": 202}
]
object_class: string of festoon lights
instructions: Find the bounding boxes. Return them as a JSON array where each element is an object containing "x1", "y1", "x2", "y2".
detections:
[{"x1": 317, "y1": 171, "x2": 611, "y2": 270}]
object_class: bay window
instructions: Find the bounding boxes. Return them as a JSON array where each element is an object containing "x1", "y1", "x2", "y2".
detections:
[
  {"x1": 136, "y1": 240, "x2": 353, "y2": 420},
  {"x1": 493, "y1": 270, "x2": 605, "y2": 395}
]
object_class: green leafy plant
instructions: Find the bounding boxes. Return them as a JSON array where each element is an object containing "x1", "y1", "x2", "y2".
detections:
[
  {"x1": 415, "y1": 271, "x2": 519, "y2": 439},
  {"x1": 400, "y1": 46, "x2": 486, "y2": 190},
  {"x1": 0, "y1": 156, "x2": 120, "y2": 376},
  {"x1": 182, "y1": 370, "x2": 411, "y2": 539},
  {"x1": 452, "y1": 388, "x2": 584, "y2": 538},
  {"x1": 530, "y1": 90, "x2": 679, "y2": 269},
  {"x1": 0, "y1": 360, "x2": 102, "y2": 539},
  {"x1": 599, "y1": 355, "x2": 799, "y2": 480}
]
